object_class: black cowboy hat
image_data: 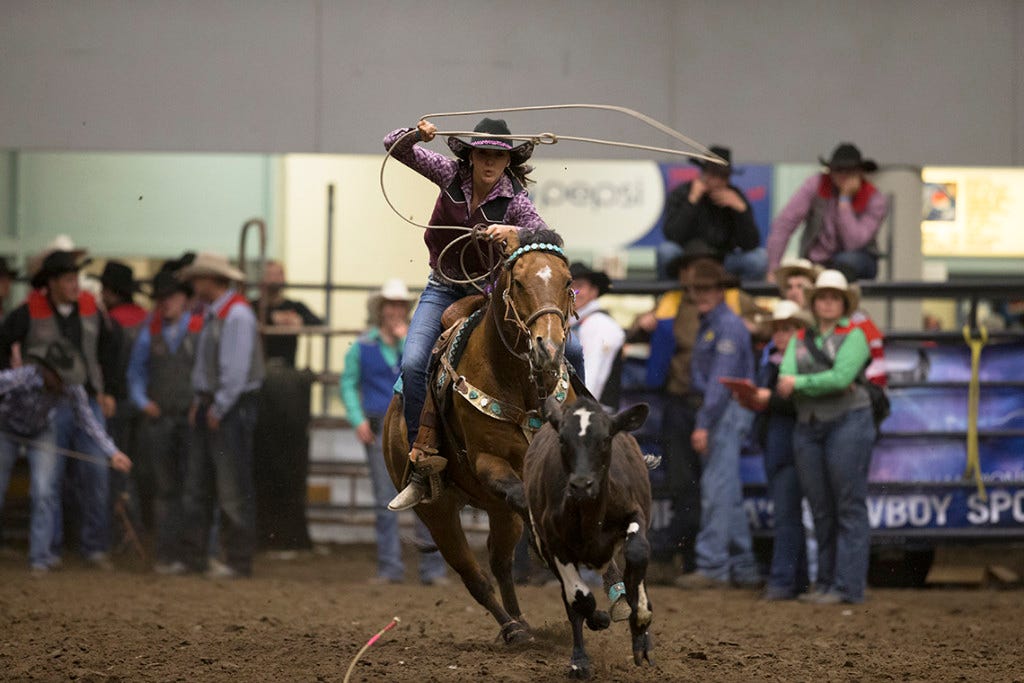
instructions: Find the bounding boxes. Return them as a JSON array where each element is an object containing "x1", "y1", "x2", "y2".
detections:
[
  {"x1": 569, "y1": 262, "x2": 612, "y2": 297},
  {"x1": 447, "y1": 118, "x2": 535, "y2": 166},
  {"x1": 690, "y1": 145, "x2": 742, "y2": 176},
  {"x1": 99, "y1": 260, "x2": 140, "y2": 301},
  {"x1": 664, "y1": 239, "x2": 725, "y2": 279},
  {"x1": 819, "y1": 143, "x2": 878, "y2": 173},
  {"x1": 30, "y1": 250, "x2": 92, "y2": 289},
  {"x1": 148, "y1": 269, "x2": 192, "y2": 300},
  {"x1": 27, "y1": 339, "x2": 87, "y2": 387},
  {"x1": 159, "y1": 251, "x2": 196, "y2": 275},
  {"x1": 0, "y1": 257, "x2": 18, "y2": 279}
]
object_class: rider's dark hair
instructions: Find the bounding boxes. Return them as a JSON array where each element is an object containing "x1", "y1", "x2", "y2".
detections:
[
  {"x1": 518, "y1": 227, "x2": 563, "y2": 248},
  {"x1": 507, "y1": 163, "x2": 535, "y2": 186}
]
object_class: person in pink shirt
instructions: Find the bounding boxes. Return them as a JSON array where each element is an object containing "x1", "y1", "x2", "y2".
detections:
[{"x1": 766, "y1": 144, "x2": 888, "y2": 282}]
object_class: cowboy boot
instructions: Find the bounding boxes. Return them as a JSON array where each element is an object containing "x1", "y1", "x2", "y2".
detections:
[{"x1": 388, "y1": 420, "x2": 446, "y2": 512}]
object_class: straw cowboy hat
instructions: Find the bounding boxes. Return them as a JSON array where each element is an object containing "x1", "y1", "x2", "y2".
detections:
[
  {"x1": 177, "y1": 252, "x2": 245, "y2": 282},
  {"x1": 808, "y1": 269, "x2": 860, "y2": 314},
  {"x1": 447, "y1": 118, "x2": 535, "y2": 166},
  {"x1": 773, "y1": 257, "x2": 822, "y2": 287},
  {"x1": 768, "y1": 299, "x2": 813, "y2": 328},
  {"x1": 819, "y1": 143, "x2": 878, "y2": 173}
]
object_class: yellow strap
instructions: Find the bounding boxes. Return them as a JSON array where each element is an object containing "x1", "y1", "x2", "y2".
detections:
[{"x1": 961, "y1": 324, "x2": 989, "y2": 502}]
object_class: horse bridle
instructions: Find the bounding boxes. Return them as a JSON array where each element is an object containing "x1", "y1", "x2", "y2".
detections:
[{"x1": 494, "y1": 243, "x2": 575, "y2": 382}]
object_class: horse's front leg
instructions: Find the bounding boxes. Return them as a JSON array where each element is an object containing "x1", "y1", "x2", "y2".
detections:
[
  {"x1": 475, "y1": 451, "x2": 529, "y2": 521},
  {"x1": 622, "y1": 513, "x2": 654, "y2": 667}
]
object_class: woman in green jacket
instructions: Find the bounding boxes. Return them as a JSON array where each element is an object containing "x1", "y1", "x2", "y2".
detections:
[{"x1": 776, "y1": 269, "x2": 873, "y2": 604}]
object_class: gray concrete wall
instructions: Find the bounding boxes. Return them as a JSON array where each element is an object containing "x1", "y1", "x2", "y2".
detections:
[{"x1": 2, "y1": 0, "x2": 1021, "y2": 166}]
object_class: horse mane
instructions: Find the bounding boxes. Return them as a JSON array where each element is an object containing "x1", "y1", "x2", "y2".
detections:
[{"x1": 517, "y1": 228, "x2": 564, "y2": 249}]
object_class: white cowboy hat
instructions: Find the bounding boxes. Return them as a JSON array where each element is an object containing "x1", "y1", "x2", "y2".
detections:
[
  {"x1": 379, "y1": 278, "x2": 412, "y2": 301},
  {"x1": 807, "y1": 269, "x2": 860, "y2": 314},
  {"x1": 768, "y1": 299, "x2": 812, "y2": 327},
  {"x1": 177, "y1": 252, "x2": 245, "y2": 282},
  {"x1": 773, "y1": 257, "x2": 821, "y2": 288}
]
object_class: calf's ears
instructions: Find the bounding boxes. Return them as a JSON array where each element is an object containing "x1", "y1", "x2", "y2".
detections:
[
  {"x1": 544, "y1": 395, "x2": 563, "y2": 428},
  {"x1": 611, "y1": 403, "x2": 649, "y2": 435}
]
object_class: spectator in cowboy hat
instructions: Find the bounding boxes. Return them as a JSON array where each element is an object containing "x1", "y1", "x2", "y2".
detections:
[
  {"x1": 569, "y1": 262, "x2": 625, "y2": 408},
  {"x1": 774, "y1": 258, "x2": 822, "y2": 309},
  {"x1": 658, "y1": 145, "x2": 766, "y2": 281},
  {"x1": 733, "y1": 299, "x2": 813, "y2": 600},
  {"x1": 178, "y1": 252, "x2": 265, "y2": 578},
  {"x1": 767, "y1": 143, "x2": 889, "y2": 282},
  {"x1": 776, "y1": 269, "x2": 874, "y2": 604},
  {"x1": 127, "y1": 269, "x2": 205, "y2": 575},
  {"x1": 340, "y1": 278, "x2": 447, "y2": 585},
  {"x1": 0, "y1": 258, "x2": 18, "y2": 323},
  {"x1": 0, "y1": 247, "x2": 125, "y2": 571},
  {"x1": 675, "y1": 259, "x2": 760, "y2": 590}
]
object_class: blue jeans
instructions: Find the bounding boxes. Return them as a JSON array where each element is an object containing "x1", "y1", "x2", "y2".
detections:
[
  {"x1": 364, "y1": 418, "x2": 446, "y2": 581},
  {"x1": 137, "y1": 413, "x2": 190, "y2": 564},
  {"x1": 56, "y1": 398, "x2": 111, "y2": 561},
  {"x1": 181, "y1": 393, "x2": 258, "y2": 574},
  {"x1": 0, "y1": 416, "x2": 86, "y2": 568},
  {"x1": 656, "y1": 241, "x2": 768, "y2": 281},
  {"x1": 764, "y1": 414, "x2": 808, "y2": 594},
  {"x1": 828, "y1": 250, "x2": 878, "y2": 282},
  {"x1": 793, "y1": 407, "x2": 875, "y2": 602},
  {"x1": 402, "y1": 276, "x2": 584, "y2": 442},
  {"x1": 694, "y1": 401, "x2": 758, "y2": 582}
]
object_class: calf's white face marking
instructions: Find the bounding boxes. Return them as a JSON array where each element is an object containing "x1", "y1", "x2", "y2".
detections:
[
  {"x1": 626, "y1": 522, "x2": 640, "y2": 536},
  {"x1": 554, "y1": 558, "x2": 591, "y2": 606},
  {"x1": 536, "y1": 264, "x2": 553, "y2": 283},
  {"x1": 574, "y1": 408, "x2": 592, "y2": 437}
]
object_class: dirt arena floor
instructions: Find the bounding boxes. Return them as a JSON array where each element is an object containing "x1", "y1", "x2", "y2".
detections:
[{"x1": 1, "y1": 544, "x2": 1021, "y2": 683}]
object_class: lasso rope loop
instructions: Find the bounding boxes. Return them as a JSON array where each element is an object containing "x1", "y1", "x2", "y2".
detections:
[{"x1": 381, "y1": 103, "x2": 724, "y2": 290}]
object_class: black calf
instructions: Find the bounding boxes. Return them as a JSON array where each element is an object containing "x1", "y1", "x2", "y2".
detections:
[{"x1": 523, "y1": 396, "x2": 654, "y2": 679}]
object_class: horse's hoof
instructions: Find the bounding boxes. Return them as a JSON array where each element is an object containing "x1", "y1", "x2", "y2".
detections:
[
  {"x1": 632, "y1": 631, "x2": 654, "y2": 666},
  {"x1": 568, "y1": 659, "x2": 591, "y2": 679},
  {"x1": 586, "y1": 609, "x2": 610, "y2": 631},
  {"x1": 499, "y1": 620, "x2": 533, "y2": 645}
]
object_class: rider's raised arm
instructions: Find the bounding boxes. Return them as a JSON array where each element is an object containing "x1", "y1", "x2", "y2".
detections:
[{"x1": 383, "y1": 127, "x2": 458, "y2": 189}]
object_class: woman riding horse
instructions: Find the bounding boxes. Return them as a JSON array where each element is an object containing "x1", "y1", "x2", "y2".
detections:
[
  {"x1": 382, "y1": 228, "x2": 577, "y2": 643},
  {"x1": 383, "y1": 117, "x2": 583, "y2": 510}
]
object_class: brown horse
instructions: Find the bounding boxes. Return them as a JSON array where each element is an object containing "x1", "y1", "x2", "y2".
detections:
[{"x1": 383, "y1": 229, "x2": 575, "y2": 643}]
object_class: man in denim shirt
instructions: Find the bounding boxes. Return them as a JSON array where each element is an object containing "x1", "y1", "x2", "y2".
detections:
[{"x1": 675, "y1": 259, "x2": 759, "y2": 589}]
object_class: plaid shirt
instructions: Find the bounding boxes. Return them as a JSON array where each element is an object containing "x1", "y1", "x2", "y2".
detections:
[{"x1": 0, "y1": 366, "x2": 118, "y2": 457}]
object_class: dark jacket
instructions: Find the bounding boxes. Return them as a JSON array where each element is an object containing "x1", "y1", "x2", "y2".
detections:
[{"x1": 662, "y1": 181, "x2": 760, "y2": 256}]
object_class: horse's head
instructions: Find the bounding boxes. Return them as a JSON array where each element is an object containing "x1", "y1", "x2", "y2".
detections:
[
  {"x1": 546, "y1": 396, "x2": 649, "y2": 501},
  {"x1": 499, "y1": 230, "x2": 573, "y2": 378}
]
